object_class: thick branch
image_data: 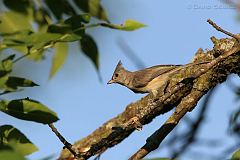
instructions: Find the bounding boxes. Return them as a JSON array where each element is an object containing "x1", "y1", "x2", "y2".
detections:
[
  {"x1": 171, "y1": 88, "x2": 216, "y2": 158},
  {"x1": 129, "y1": 90, "x2": 205, "y2": 160},
  {"x1": 59, "y1": 23, "x2": 240, "y2": 160}
]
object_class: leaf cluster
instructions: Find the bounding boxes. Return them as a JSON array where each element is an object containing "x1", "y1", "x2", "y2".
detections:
[{"x1": 0, "y1": 0, "x2": 146, "y2": 159}]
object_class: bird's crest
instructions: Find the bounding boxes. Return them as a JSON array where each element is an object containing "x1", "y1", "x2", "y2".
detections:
[
  {"x1": 107, "y1": 60, "x2": 125, "y2": 84},
  {"x1": 114, "y1": 60, "x2": 124, "y2": 73}
]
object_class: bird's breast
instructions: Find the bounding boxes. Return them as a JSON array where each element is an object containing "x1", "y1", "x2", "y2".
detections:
[
  {"x1": 141, "y1": 75, "x2": 169, "y2": 92},
  {"x1": 129, "y1": 75, "x2": 169, "y2": 94}
]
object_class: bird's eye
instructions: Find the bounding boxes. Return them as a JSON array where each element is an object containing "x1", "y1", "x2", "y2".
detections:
[{"x1": 115, "y1": 73, "x2": 119, "y2": 78}]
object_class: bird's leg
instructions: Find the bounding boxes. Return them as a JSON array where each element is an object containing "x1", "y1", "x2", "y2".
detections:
[
  {"x1": 123, "y1": 116, "x2": 142, "y2": 131},
  {"x1": 150, "y1": 89, "x2": 158, "y2": 97}
]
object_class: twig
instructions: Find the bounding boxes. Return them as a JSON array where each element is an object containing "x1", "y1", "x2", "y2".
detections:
[
  {"x1": 13, "y1": 53, "x2": 31, "y2": 63},
  {"x1": 117, "y1": 37, "x2": 146, "y2": 69},
  {"x1": 48, "y1": 123, "x2": 78, "y2": 158},
  {"x1": 13, "y1": 47, "x2": 31, "y2": 63},
  {"x1": 207, "y1": 19, "x2": 240, "y2": 41}
]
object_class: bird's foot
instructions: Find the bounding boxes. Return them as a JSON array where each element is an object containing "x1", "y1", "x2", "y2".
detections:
[{"x1": 127, "y1": 116, "x2": 142, "y2": 131}]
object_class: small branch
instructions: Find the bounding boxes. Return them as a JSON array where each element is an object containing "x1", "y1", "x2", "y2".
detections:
[
  {"x1": 13, "y1": 47, "x2": 31, "y2": 63},
  {"x1": 207, "y1": 19, "x2": 240, "y2": 41},
  {"x1": 48, "y1": 123, "x2": 78, "y2": 158},
  {"x1": 13, "y1": 53, "x2": 31, "y2": 63},
  {"x1": 117, "y1": 37, "x2": 146, "y2": 69}
]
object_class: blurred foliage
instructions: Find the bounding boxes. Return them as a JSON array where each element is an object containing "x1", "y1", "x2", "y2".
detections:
[
  {"x1": 73, "y1": 0, "x2": 109, "y2": 22},
  {"x1": 229, "y1": 107, "x2": 240, "y2": 136},
  {"x1": 0, "y1": 150, "x2": 26, "y2": 160},
  {"x1": 50, "y1": 42, "x2": 68, "y2": 78},
  {"x1": 0, "y1": 1, "x2": 145, "y2": 76},
  {"x1": 231, "y1": 149, "x2": 240, "y2": 160},
  {"x1": 0, "y1": 98, "x2": 59, "y2": 124},
  {"x1": 229, "y1": 87, "x2": 240, "y2": 136},
  {"x1": 231, "y1": 87, "x2": 240, "y2": 137},
  {"x1": 80, "y1": 34, "x2": 99, "y2": 70},
  {"x1": 0, "y1": 125, "x2": 38, "y2": 160},
  {"x1": 0, "y1": 0, "x2": 145, "y2": 159}
]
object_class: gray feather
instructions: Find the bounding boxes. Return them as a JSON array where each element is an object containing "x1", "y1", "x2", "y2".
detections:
[{"x1": 132, "y1": 65, "x2": 181, "y2": 88}]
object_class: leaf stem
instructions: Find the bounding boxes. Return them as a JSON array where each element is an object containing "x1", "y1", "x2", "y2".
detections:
[{"x1": 13, "y1": 52, "x2": 31, "y2": 63}]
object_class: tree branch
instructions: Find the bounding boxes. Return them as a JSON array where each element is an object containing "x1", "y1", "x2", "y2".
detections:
[
  {"x1": 48, "y1": 123, "x2": 78, "y2": 158},
  {"x1": 207, "y1": 19, "x2": 240, "y2": 41},
  {"x1": 58, "y1": 19, "x2": 240, "y2": 160},
  {"x1": 129, "y1": 89, "x2": 205, "y2": 160}
]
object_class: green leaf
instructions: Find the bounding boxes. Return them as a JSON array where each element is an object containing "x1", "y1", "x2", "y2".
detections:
[
  {"x1": 0, "y1": 98, "x2": 59, "y2": 124},
  {"x1": 1, "y1": 30, "x2": 33, "y2": 47},
  {"x1": 23, "y1": 32, "x2": 62, "y2": 47},
  {"x1": 0, "y1": 150, "x2": 26, "y2": 160},
  {"x1": 3, "y1": 0, "x2": 32, "y2": 15},
  {"x1": 231, "y1": 149, "x2": 240, "y2": 160},
  {"x1": 101, "y1": 19, "x2": 146, "y2": 31},
  {"x1": 3, "y1": 31, "x2": 62, "y2": 47},
  {"x1": 0, "y1": 125, "x2": 38, "y2": 156},
  {"x1": 48, "y1": 14, "x2": 90, "y2": 41},
  {"x1": 0, "y1": 71, "x2": 9, "y2": 90},
  {"x1": 0, "y1": 55, "x2": 15, "y2": 88},
  {"x1": 44, "y1": 0, "x2": 76, "y2": 20},
  {"x1": 2, "y1": 31, "x2": 61, "y2": 50},
  {"x1": 50, "y1": 42, "x2": 68, "y2": 78},
  {"x1": 2, "y1": 32, "x2": 63, "y2": 60},
  {"x1": 0, "y1": 30, "x2": 30, "y2": 56},
  {"x1": 73, "y1": 0, "x2": 109, "y2": 22},
  {"x1": 65, "y1": 14, "x2": 91, "y2": 24},
  {"x1": 34, "y1": 8, "x2": 51, "y2": 32},
  {"x1": 47, "y1": 23, "x2": 72, "y2": 34},
  {"x1": 27, "y1": 32, "x2": 62, "y2": 60},
  {"x1": 4, "y1": 76, "x2": 39, "y2": 91},
  {"x1": 80, "y1": 34, "x2": 99, "y2": 70},
  {"x1": 0, "y1": 55, "x2": 15, "y2": 71},
  {"x1": 0, "y1": 11, "x2": 32, "y2": 34}
]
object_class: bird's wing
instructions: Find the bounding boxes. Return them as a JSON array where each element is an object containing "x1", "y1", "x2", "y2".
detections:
[{"x1": 132, "y1": 65, "x2": 181, "y2": 88}]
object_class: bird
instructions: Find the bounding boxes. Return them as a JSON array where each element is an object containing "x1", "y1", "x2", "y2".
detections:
[{"x1": 107, "y1": 61, "x2": 182, "y2": 96}]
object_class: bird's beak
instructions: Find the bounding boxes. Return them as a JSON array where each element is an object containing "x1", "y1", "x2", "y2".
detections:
[{"x1": 107, "y1": 79, "x2": 114, "y2": 84}]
